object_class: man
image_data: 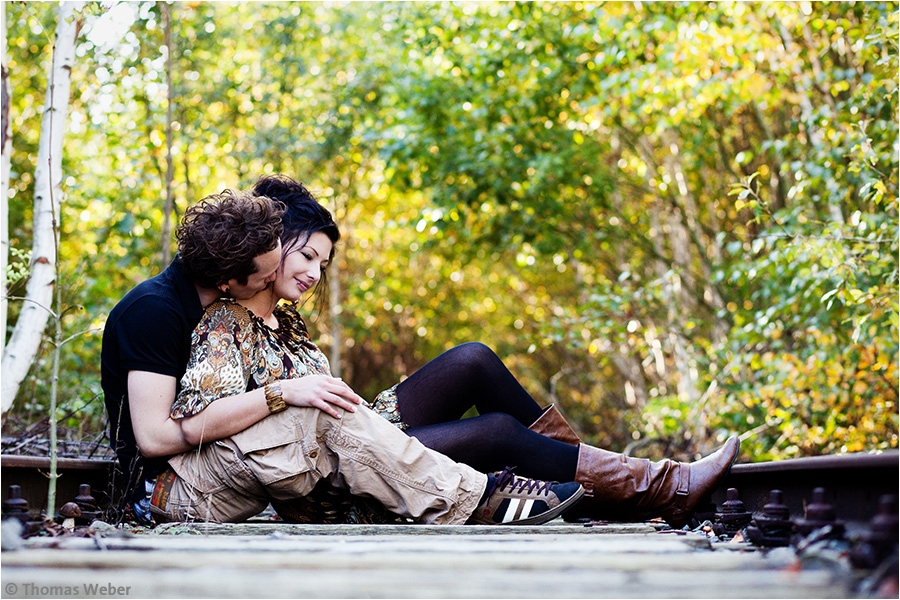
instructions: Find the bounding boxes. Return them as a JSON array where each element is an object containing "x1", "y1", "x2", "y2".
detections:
[
  {"x1": 102, "y1": 188, "x2": 583, "y2": 526},
  {"x1": 101, "y1": 190, "x2": 285, "y2": 523}
]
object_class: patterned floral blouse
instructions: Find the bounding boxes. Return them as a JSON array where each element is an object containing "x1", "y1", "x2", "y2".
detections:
[
  {"x1": 171, "y1": 298, "x2": 409, "y2": 431},
  {"x1": 171, "y1": 300, "x2": 331, "y2": 419}
]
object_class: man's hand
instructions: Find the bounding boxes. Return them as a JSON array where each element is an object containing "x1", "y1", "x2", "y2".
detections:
[{"x1": 280, "y1": 375, "x2": 365, "y2": 419}]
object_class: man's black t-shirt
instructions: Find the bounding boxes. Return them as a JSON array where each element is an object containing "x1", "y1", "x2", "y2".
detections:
[{"x1": 100, "y1": 257, "x2": 204, "y2": 503}]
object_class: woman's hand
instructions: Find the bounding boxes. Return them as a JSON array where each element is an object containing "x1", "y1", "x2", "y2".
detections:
[{"x1": 280, "y1": 375, "x2": 365, "y2": 419}]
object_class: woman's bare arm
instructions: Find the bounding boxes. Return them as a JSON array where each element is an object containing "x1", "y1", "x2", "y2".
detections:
[{"x1": 175, "y1": 374, "x2": 364, "y2": 447}]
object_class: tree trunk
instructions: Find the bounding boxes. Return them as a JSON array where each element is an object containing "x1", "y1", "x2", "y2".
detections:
[
  {"x1": 160, "y1": 2, "x2": 175, "y2": 266},
  {"x1": 329, "y1": 254, "x2": 342, "y2": 377},
  {"x1": 2, "y1": 2, "x2": 11, "y2": 352},
  {"x1": 776, "y1": 18, "x2": 843, "y2": 223},
  {"x1": 1, "y1": 1, "x2": 83, "y2": 413},
  {"x1": 607, "y1": 134, "x2": 648, "y2": 409},
  {"x1": 328, "y1": 175, "x2": 343, "y2": 377}
]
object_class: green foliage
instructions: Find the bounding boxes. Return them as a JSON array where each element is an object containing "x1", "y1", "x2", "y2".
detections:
[
  {"x1": 5, "y1": 247, "x2": 32, "y2": 289},
  {"x1": 3, "y1": 1, "x2": 896, "y2": 461},
  {"x1": 706, "y1": 4, "x2": 899, "y2": 458}
]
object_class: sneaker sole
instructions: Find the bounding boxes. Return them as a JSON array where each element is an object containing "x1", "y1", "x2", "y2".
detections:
[{"x1": 501, "y1": 484, "x2": 586, "y2": 526}]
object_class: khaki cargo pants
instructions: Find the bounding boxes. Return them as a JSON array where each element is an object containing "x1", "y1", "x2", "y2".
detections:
[{"x1": 150, "y1": 404, "x2": 487, "y2": 525}]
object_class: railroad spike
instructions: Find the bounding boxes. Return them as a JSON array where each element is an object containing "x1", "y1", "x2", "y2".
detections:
[
  {"x1": 2, "y1": 485, "x2": 30, "y2": 526},
  {"x1": 794, "y1": 487, "x2": 845, "y2": 540},
  {"x1": 74, "y1": 484, "x2": 98, "y2": 512},
  {"x1": 849, "y1": 495, "x2": 899, "y2": 569},
  {"x1": 715, "y1": 488, "x2": 752, "y2": 535},
  {"x1": 746, "y1": 489, "x2": 792, "y2": 547},
  {"x1": 70, "y1": 483, "x2": 102, "y2": 525}
]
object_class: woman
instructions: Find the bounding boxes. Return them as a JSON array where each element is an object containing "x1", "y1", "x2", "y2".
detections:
[
  {"x1": 148, "y1": 192, "x2": 585, "y2": 527},
  {"x1": 249, "y1": 175, "x2": 740, "y2": 528}
]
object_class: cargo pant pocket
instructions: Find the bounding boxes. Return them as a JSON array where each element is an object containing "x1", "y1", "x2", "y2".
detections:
[{"x1": 228, "y1": 407, "x2": 327, "y2": 495}]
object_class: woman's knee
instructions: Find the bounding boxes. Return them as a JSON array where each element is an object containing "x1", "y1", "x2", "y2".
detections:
[
  {"x1": 448, "y1": 342, "x2": 498, "y2": 371},
  {"x1": 477, "y1": 412, "x2": 528, "y2": 437}
]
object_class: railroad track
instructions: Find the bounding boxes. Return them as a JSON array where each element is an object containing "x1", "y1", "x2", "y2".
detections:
[
  {"x1": 711, "y1": 449, "x2": 899, "y2": 529},
  {"x1": 3, "y1": 449, "x2": 897, "y2": 528},
  {"x1": 1, "y1": 454, "x2": 117, "y2": 517},
  {"x1": 3, "y1": 449, "x2": 896, "y2": 599}
]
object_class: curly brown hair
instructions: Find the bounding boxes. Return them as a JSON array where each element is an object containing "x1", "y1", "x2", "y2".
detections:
[{"x1": 176, "y1": 189, "x2": 284, "y2": 289}]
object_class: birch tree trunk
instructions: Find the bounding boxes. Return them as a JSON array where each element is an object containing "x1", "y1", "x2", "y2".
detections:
[
  {"x1": 1, "y1": 1, "x2": 83, "y2": 413},
  {"x1": 2, "y1": 1, "x2": 11, "y2": 353}
]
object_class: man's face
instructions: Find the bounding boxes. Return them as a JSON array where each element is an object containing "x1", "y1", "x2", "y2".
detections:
[{"x1": 225, "y1": 241, "x2": 282, "y2": 300}]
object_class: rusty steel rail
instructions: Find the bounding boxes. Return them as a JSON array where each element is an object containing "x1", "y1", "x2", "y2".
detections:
[
  {"x1": 710, "y1": 450, "x2": 899, "y2": 528},
  {"x1": 2, "y1": 450, "x2": 898, "y2": 525},
  {"x1": 1, "y1": 454, "x2": 117, "y2": 516}
]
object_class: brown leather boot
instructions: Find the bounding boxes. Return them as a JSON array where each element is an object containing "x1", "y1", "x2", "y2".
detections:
[
  {"x1": 528, "y1": 405, "x2": 581, "y2": 446},
  {"x1": 567, "y1": 436, "x2": 740, "y2": 528},
  {"x1": 527, "y1": 406, "x2": 740, "y2": 528}
]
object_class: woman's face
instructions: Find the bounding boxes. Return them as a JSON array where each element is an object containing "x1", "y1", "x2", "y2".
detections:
[{"x1": 274, "y1": 231, "x2": 333, "y2": 302}]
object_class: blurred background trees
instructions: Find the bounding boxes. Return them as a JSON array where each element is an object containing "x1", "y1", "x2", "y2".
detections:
[{"x1": 3, "y1": 1, "x2": 897, "y2": 461}]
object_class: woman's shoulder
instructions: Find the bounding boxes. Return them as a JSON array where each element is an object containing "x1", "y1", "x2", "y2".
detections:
[{"x1": 201, "y1": 299, "x2": 256, "y2": 329}]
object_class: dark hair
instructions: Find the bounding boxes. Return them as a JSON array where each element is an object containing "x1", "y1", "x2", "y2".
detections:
[
  {"x1": 176, "y1": 189, "x2": 284, "y2": 289},
  {"x1": 252, "y1": 175, "x2": 341, "y2": 300}
]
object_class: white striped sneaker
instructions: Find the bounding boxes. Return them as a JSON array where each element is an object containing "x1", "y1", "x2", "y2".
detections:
[{"x1": 468, "y1": 467, "x2": 585, "y2": 525}]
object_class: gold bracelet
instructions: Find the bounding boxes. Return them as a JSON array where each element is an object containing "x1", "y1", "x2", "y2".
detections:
[{"x1": 264, "y1": 382, "x2": 287, "y2": 414}]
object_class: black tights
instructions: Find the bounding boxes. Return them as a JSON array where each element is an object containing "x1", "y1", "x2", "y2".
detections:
[{"x1": 396, "y1": 342, "x2": 579, "y2": 482}]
